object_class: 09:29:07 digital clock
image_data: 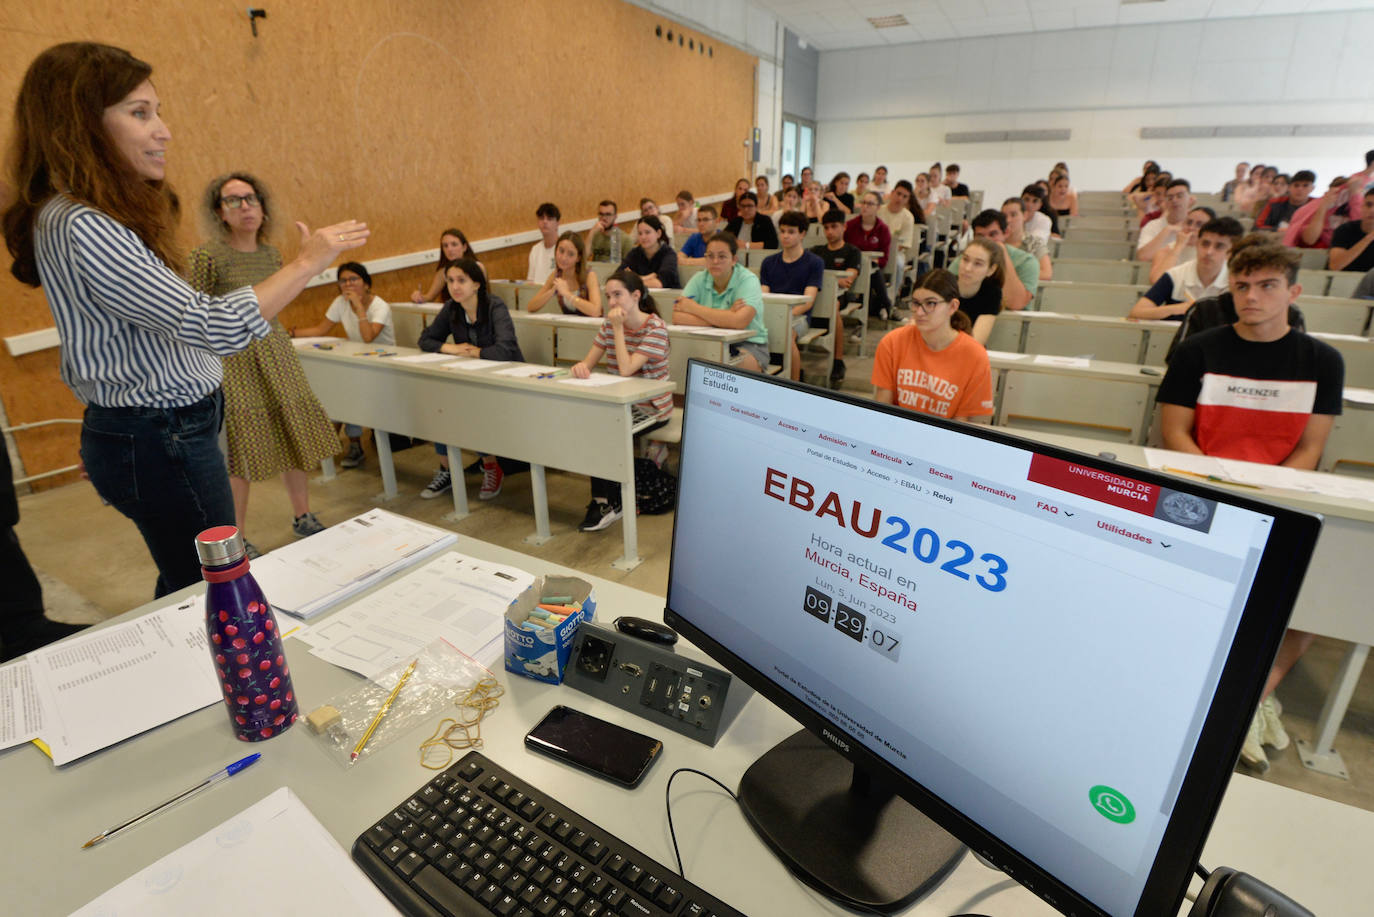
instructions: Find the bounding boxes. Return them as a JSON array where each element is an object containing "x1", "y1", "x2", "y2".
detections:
[{"x1": 804, "y1": 586, "x2": 902, "y2": 661}]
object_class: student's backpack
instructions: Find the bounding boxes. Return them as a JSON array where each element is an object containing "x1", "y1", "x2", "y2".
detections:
[{"x1": 633, "y1": 458, "x2": 677, "y2": 515}]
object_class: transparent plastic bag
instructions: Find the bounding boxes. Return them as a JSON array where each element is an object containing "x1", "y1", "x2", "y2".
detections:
[{"x1": 306, "y1": 639, "x2": 499, "y2": 769}]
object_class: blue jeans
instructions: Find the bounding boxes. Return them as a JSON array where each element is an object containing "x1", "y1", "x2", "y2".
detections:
[{"x1": 81, "y1": 392, "x2": 235, "y2": 598}]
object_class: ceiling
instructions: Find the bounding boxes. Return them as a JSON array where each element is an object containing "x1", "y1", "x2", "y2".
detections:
[{"x1": 750, "y1": 0, "x2": 1369, "y2": 49}]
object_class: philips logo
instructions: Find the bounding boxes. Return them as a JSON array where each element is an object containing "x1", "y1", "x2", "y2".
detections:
[{"x1": 821, "y1": 728, "x2": 850, "y2": 752}]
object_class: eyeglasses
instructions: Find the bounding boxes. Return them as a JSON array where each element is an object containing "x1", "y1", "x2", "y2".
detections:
[
  {"x1": 221, "y1": 193, "x2": 260, "y2": 209},
  {"x1": 911, "y1": 298, "x2": 947, "y2": 313},
  {"x1": 598, "y1": 211, "x2": 616, "y2": 219}
]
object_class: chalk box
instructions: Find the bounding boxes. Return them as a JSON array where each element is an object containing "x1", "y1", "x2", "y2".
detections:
[{"x1": 503, "y1": 575, "x2": 596, "y2": 684}]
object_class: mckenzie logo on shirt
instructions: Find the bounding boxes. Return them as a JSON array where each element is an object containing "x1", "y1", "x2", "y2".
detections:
[
  {"x1": 1193, "y1": 373, "x2": 1317, "y2": 464},
  {"x1": 895, "y1": 367, "x2": 958, "y2": 416}
]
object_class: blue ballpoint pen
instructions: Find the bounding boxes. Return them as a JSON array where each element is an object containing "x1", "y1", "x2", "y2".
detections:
[{"x1": 81, "y1": 753, "x2": 262, "y2": 849}]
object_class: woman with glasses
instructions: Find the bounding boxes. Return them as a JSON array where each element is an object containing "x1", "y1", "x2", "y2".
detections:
[
  {"x1": 290, "y1": 261, "x2": 393, "y2": 468},
  {"x1": 189, "y1": 172, "x2": 341, "y2": 554},
  {"x1": 673, "y1": 232, "x2": 769, "y2": 373},
  {"x1": 2, "y1": 43, "x2": 365, "y2": 597},
  {"x1": 525, "y1": 231, "x2": 602, "y2": 316},
  {"x1": 871, "y1": 269, "x2": 993, "y2": 423}
]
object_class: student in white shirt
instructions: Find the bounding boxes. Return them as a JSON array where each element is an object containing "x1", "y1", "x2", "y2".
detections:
[
  {"x1": 527, "y1": 202, "x2": 560, "y2": 283},
  {"x1": 1130, "y1": 217, "x2": 1242, "y2": 320},
  {"x1": 291, "y1": 262, "x2": 394, "y2": 468}
]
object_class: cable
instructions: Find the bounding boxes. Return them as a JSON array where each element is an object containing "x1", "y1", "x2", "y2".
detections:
[
  {"x1": 663, "y1": 767, "x2": 738, "y2": 879},
  {"x1": 1196, "y1": 863, "x2": 1211, "y2": 881}
]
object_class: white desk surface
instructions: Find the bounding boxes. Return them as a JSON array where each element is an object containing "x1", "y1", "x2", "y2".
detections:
[
  {"x1": 393, "y1": 302, "x2": 754, "y2": 344},
  {"x1": 2, "y1": 538, "x2": 1368, "y2": 917}
]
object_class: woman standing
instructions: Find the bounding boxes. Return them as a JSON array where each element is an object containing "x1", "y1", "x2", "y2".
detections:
[
  {"x1": 189, "y1": 173, "x2": 340, "y2": 554},
  {"x1": 2, "y1": 42, "x2": 366, "y2": 596},
  {"x1": 411, "y1": 228, "x2": 478, "y2": 302},
  {"x1": 290, "y1": 262, "x2": 394, "y2": 469},
  {"x1": 871, "y1": 269, "x2": 993, "y2": 423},
  {"x1": 417, "y1": 259, "x2": 524, "y2": 501},
  {"x1": 569, "y1": 271, "x2": 672, "y2": 532},
  {"x1": 525, "y1": 231, "x2": 602, "y2": 316}
]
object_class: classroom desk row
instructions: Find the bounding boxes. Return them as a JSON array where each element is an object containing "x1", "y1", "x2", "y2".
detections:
[
  {"x1": 1050, "y1": 258, "x2": 1369, "y2": 300},
  {"x1": 295, "y1": 339, "x2": 671, "y2": 571},
  {"x1": 1009, "y1": 426, "x2": 1374, "y2": 780},
  {"x1": 5, "y1": 536, "x2": 1370, "y2": 916}
]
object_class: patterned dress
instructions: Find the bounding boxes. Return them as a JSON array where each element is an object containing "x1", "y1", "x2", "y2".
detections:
[{"x1": 187, "y1": 239, "x2": 339, "y2": 481}]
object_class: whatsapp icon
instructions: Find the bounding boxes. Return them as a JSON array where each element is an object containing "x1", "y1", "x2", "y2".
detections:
[{"x1": 1089, "y1": 785, "x2": 1135, "y2": 824}]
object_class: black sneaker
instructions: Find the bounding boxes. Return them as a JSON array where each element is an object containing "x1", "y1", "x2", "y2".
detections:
[
  {"x1": 420, "y1": 467, "x2": 452, "y2": 499},
  {"x1": 578, "y1": 500, "x2": 623, "y2": 532},
  {"x1": 341, "y1": 442, "x2": 365, "y2": 468}
]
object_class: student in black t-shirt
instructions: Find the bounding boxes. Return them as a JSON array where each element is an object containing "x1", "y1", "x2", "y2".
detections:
[
  {"x1": 810, "y1": 209, "x2": 862, "y2": 384},
  {"x1": 944, "y1": 164, "x2": 970, "y2": 199},
  {"x1": 724, "y1": 192, "x2": 779, "y2": 250},
  {"x1": 761, "y1": 211, "x2": 826, "y2": 380},
  {"x1": 1328, "y1": 188, "x2": 1374, "y2": 271},
  {"x1": 823, "y1": 172, "x2": 855, "y2": 217},
  {"x1": 617, "y1": 215, "x2": 679, "y2": 289},
  {"x1": 952, "y1": 237, "x2": 1004, "y2": 345}
]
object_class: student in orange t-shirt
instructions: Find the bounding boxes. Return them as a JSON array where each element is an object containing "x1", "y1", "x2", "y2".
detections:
[{"x1": 871, "y1": 269, "x2": 994, "y2": 422}]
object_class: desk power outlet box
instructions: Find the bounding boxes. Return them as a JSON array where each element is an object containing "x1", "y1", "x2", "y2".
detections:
[{"x1": 563, "y1": 622, "x2": 748, "y2": 746}]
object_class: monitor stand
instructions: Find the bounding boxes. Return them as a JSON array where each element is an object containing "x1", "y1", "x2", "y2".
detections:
[{"x1": 738, "y1": 729, "x2": 966, "y2": 913}]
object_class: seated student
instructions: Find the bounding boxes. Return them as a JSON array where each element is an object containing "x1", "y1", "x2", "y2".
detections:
[
  {"x1": 1125, "y1": 159, "x2": 1160, "y2": 195},
  {"x1": 675, "y1": 190, "x2": 697, "y2": 230},
  {"x1": 290, "y1": 261, "x2": 394, "y2": 469},
  {"x1": 1129, "y1": 169, "x2": 1167, "y2": 222},
  {"x1": 585, "y1": 200, "x2": 634, "y2": 263},
  {"x1": 1020, "y1": 185, "x2": 1057, "y2": 239},
  {"x1": 844, "y1": 192, "x2": 894, "y2": 318},
  {"x1": 801, "y1": 181, "x2": 827, "y2": 224},
  {"x1": 1165, "y1": 233, "x2": 1307, "y2": 361},
  {"x1": 1047, "y1": 170, "x2": 1078, "y2": 217},
  {"x1": 774, "y1": 173, "x2": 795, "y2": 203},
  {"x1": 1130, "y1": 217, "x2": 1242, "y2": 320},
  {"x1": 570, "y1": 271, "x2": 673, "y2": 532},
  {"x1": 811, "y1": 209, "x2": 862, "y2": 382},
  {"x1": 778, "y1": 185, "x2": 804, "y2": 219},
  {"x1": 928, "y1": 163, "x2": 952, "y2": 206},
  {"x1": 1230, "y1": 164, "x2": 1268, "y2": 215},
  {"x1": 754, "y1": 176, "x2": 778, "y2": 215},
  {"x1": 1287, "y1": 177, "x2": 1350, "y2": 250},
  {"x1": 720, "y1": 178, "x2": 750, "y2": 222},
  {"x1": 617, "y1": 215, "x2": 679, "y2": 289},
  {"x1": 638, "y1": 198, "x2": 674, "y2": 242},
  {"x1": 871, "y1": 165, "x2": 891, "y2": 196},
  {"x1": 1220, "y1": 161, "x2": 1249, "y2": 202},
  {"x1": 725, "y1": 191, "x2": 779, "y2": 250},
  {"x1": 678, "y1": 205, "x2": 719, "y2": 265},
  {"x1": 1147, "y1": 204, "x2": 1215, "y2": 282},
  {"x1": 1136, "y1": 178, "x2": 1195, "y2": 262},
  {"x1": 913, "y1": 172, "x2": 940, "y2": 217},
  {"x1": 412, "y1": 228, "x2": 477, "y2": 302},
  {"x1": 527, "y1": 203, "x2": 560, "y2": 283},
  {"x1": 526, "y1": 231, "x2": 602, "y2": 316},
  {"x1": 950, "y1": 236, "x2": 1004, "y2": 345},
  {"x1": 1157, "y1": 242, "x2": 1343, "y2": 773},
  {"x1": 416, "y1": 258, "x2": 524, "y2": 501},
  {"x1": 877, "y1": 181, "x2": 916, "y2": 284},
  {"x1": 872, "y1": 269, "x2": 993, "y2": 422},
  {"x1": 673, "y1": 232, "x2": 769, "y2": 373},
  {"x1": 760, "y1": 211, "x2": 826, "y2": 381},
  {"x1": 1256, "y1": 171, "x2": 1315, "y2": 231},
  {"x1": 823, "y1": 172, "x2": 855, "y2": 216},
  {"x1": 854, "y1": 172, "x2": 871, "y2": 200},
  {"x1": 1327, "y1": 188, "x2": 1374, "y2": 271},
  {"x1": 943, "y1": 164, "x2": 970, "y2": 200},
  {"x1": 1001, "y1": 198, "x2": 1052, "y2": 281},
  {"x1": 951, "y1": 210, "x2": 1037, "y2": 311}
]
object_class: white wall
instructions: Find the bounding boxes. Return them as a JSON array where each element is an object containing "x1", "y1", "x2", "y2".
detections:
[{"x1": 814, "y1": 11, "x2": 1374, "y2": 206}]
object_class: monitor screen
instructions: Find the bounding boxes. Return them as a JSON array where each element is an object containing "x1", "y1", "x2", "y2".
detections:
[{"x1": 665, "y1": 362, "x2": 1320, "y2": 917}]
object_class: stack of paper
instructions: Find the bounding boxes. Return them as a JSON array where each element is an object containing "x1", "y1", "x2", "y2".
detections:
[
  {"x1": 1144, "y1": 448, "x2": 1374, "y2": 504},
  {"x1": 72, "y1": 788, "x2": 394, "y2": 916},
  {"x1": 295, "y1": 551, "x2": 533, "y2": 678},
  {"x1": 0, "y1": 599, "x2": 221, "y2": 765},
  {"x1": 250, "y1": 508, "x2": 457, "y2": 619}
]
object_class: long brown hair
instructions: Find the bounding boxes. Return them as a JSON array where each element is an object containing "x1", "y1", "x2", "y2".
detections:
[
  {"x1": 3, "y1": 42, "x2": 182, "y2": 286},
  {"x1": 554, "y1": 230, "x2": 586, "y2": 288}
]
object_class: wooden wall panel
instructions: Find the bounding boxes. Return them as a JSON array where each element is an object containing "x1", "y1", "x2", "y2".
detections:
[{"x1": 0, "y1": 1, "x2": 754, "y2": 487}]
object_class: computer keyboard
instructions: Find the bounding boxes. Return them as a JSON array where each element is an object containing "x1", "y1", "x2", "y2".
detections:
[{"x1": 352, "y1": 750, "x2": 746, "y2": 917}]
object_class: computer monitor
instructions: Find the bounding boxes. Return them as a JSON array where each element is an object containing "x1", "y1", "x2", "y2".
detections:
[{"x1": 664, "y1": 361, "x2": 1321, "y2": 916}]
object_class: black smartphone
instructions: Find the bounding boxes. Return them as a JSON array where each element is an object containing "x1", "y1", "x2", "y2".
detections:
[{"x1": 525, "y1": 705, "x2": 663, "y2": 788}]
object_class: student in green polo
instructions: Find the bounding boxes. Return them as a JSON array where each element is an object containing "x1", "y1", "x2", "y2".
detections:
[{"x1": 673, "y1": 232, "x2": 770, "y2": 372}]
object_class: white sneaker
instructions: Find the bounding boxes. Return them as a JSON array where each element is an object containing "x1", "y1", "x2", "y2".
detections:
[
  {"x1": 1259, "y1": 695, "x2": 1290, "y2": 751},
  {"x1": 1239, "y1": 709, "x2": 1269, "y2": 772}
]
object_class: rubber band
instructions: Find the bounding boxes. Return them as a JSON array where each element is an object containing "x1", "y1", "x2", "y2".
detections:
[{"x1": 419, "y1": 677, "x2": 505, "y2": 769}]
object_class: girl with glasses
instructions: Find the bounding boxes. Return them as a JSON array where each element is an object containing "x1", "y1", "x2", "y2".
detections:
[
  {"x1": 189, "y1": 172, "x2": 342, "y2": 553},
  {"x1": 871, "y1": 269, "x2": 993, "y2": 423}
]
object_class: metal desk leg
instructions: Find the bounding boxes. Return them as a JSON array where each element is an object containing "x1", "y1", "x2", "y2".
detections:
[
  {"x1": 611, "y1": 407, "x2": 643, "y2": 571},
  {"x1": 524, "y1": 464, "x2": 552, "y2": 546},
  {"x1": 444, "y1": 444, "x2": 469, "y2": 522},
  {"x1": 1297, "y1": 642, "x2": 1369, "y2": 780},
  {"x1": 374, "y1": 430, "x2": 397, "y2": 501}
]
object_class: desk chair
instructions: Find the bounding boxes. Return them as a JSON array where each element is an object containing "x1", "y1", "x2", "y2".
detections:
[
  {"x1": 761, "y1": 299, "x2": 792, "y2": 378},
  {"x1": 588, "y1": 262, "x2": 616, "y2": 284},
  {"x1": 1326, "y1": 271, "x2": 1363, "y2": 299},
  {"x1": 1300, "y1": 248, "x2": 1331, "y2": 271},
  {"x1": 798, "y1": 272, "x2": 840, "y2": 386},
  {"x1": 993, "y1": 367, "x2": 1155, "y2": 443},
  {"x1": 1060, "y1": 226, "x2": 1140, "y2": 244},
  {"x1": 837, "y1": 255, "x2": 873, "y2": 357},
  {"x1": 1320, "y1": 399, "x2": 1374, "y2": 475},
  {"x1": 1055, "y1": 239, "x2": 1137, "y2": 261},
  {"x1": 1294, "y1": 296, "x2": 1373, "y2": 336},
  {"x1": 1034, "y1": 281, "x2": 1148, "y2": 317}
]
